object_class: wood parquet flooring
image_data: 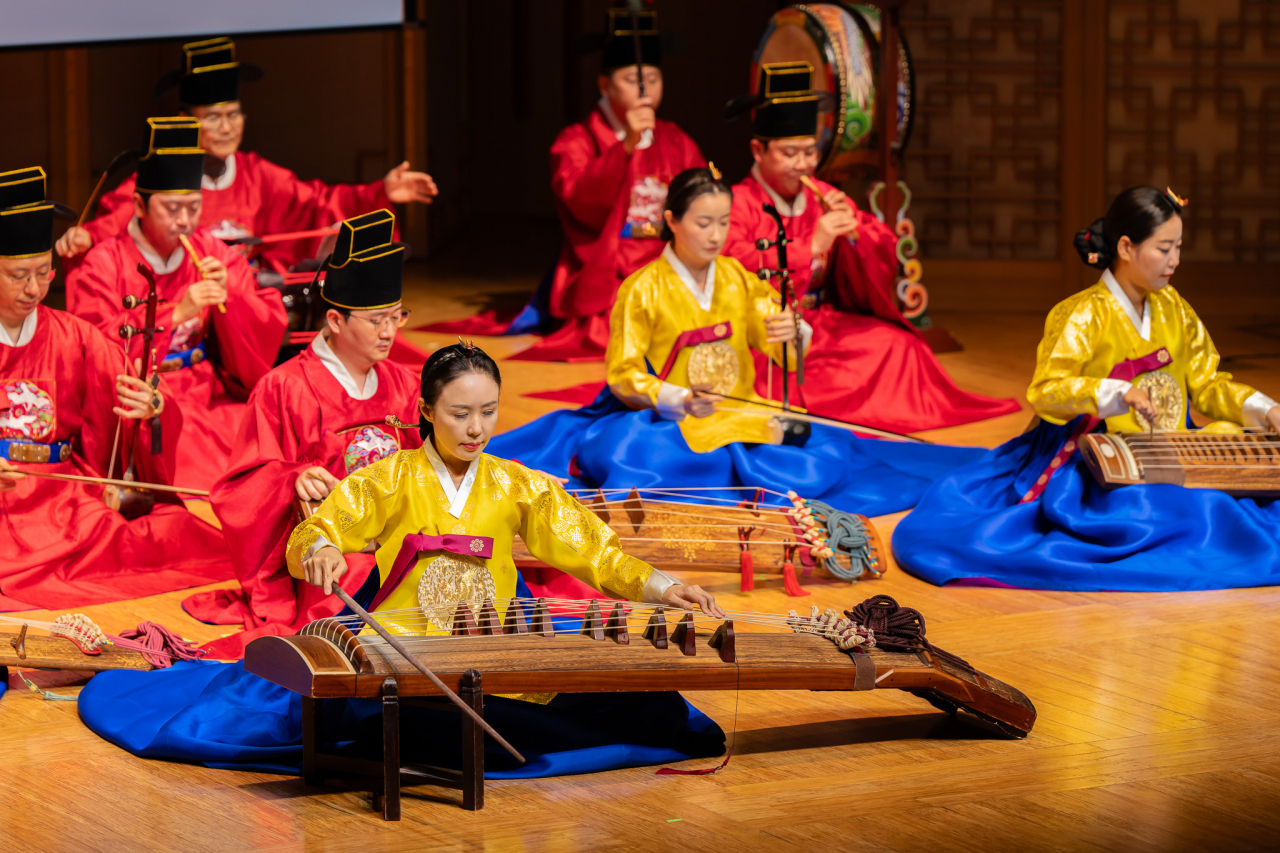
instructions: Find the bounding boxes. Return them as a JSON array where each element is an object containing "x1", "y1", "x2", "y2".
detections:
[{"x1": 5, "y1": 244, "x2": 1280, "y2": 851}]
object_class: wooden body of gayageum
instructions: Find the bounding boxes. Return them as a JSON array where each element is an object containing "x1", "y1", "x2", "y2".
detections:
[
  {"x1": 1081, "y1": 432, "x2": 1280, "y2": 497},
  {"x1": 244, "y1": 621, "x2": 1036, "y2": 739}
]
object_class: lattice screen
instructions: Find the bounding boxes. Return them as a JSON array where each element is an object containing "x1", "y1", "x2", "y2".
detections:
[
  {"x1": 899, "y1": 0, "x2": 1063, "y2": 260},
  {"x1": 1108, "y1": 0, "x2": 1280, "y2": 262}
]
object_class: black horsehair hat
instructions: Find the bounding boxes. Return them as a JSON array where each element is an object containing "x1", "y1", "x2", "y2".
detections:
[
  {"x1": 724, "y1": 61, "x2": 825, "y2": 141},
  {"x1": 153, "y1": 37, "x2": 263, "y2": 107},
  {"x1": 319, "y1": 209, "x2": 405, "y2": 311},
  {"x1": 0, "y1": 167, "x2": 76, "y2": 259},
  {"x1": 602, "y1": 8, "x2": 660, "y2": 70},
  {"x1": 135, "y1": 117, "x2": 205, "y2": 194}
]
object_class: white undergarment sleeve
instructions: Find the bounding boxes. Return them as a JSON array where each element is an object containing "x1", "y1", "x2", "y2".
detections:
[
  {"x1": 642, "y1": 568, "x2": 679, "y2": 604},
  {"x1": 656, "y1": 381, "x2": 690, "y2": 421},
  {"x1": 1096, "y1": 378, "x2": 1134, "y2": 419},
  {"x1": 1243, "y1": 391, "x2": 1279, "y2": 428}
]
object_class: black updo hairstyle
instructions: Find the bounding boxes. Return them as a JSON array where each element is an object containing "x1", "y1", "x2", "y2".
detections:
[
  {"x1": 1074, "y1": 185, "x2": 1183, "y2": 270},
  {"x1": 660, "y1": 166, "x2": 733, "y2": 242},
  {"x1": 418, "y1": 341, "x2": 502, "y2": 441}
]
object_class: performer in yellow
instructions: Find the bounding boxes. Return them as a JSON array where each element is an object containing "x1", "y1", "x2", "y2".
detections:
[
  {"x1": 895, "y1": 185, "x2": 1280, "y2": 591},
  {"x1": 489, "y1": 167, "x2": 990, "y2": 517},
  {"x1": 287, "y1": 339, "x2": 722, "y2": 629}
]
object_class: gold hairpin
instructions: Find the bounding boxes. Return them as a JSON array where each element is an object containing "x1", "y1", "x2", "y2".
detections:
[
  {"x1": 708, "y1": 162, "x2": 722, "y2": 182},
  {"x1": 457, "y1": 335, "x2": 475, "y2": 351},
  {"x1": 385, "y1": 415, "x2": 420, "y2": 429},
  {"x1": 1165, "y1": 187, "x2": 1189, "y2": 208},
  {"x1": 1088, "y1": 252, "x2": 1099, "y2": 264}
]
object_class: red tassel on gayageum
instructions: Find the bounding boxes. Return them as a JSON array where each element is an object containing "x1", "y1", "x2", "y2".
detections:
[
  {"x1": 782, "y1": 561, "x2": 809, "y2": 597},
  {"x1": 739, "y1": 551, "x2": 755, "y2": 592}
]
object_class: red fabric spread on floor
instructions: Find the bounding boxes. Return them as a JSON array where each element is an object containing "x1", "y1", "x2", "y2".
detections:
[
  {"x1": 727, "y1": 174, "x2": 1021, "y2": 432},
  {"x1": 181, "y1": 345, "x2": 423, "y2": 659},
  {"x1": 522, "y1": 380, "x2": 607, "y2": 406},
  {"x1": 66, "y1": 228, "x2": 288, "y2": 490},
  {"x1": 436, "y1": 108, "x2": 704, "y2": 361},
  {"x1": 0, "y1": 308, "x2": 233, "y2": 611},
  {"x1": 81, "y1": 151, "x2": 392, "y2": 271}
]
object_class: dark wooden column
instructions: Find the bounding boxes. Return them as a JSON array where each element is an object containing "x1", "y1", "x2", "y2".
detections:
[{"x1": 46, "y1": 48, "x2": 90, "y2": 218}]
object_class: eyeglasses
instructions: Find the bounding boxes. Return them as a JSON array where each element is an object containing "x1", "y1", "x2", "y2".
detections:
[
  {"x1": 347, "y1": 309, "x2": 411, "y2": 331},
  {"x1": 4, "y1": 267, "x2": 54, "y2": 286},
  {"x1": 199, "y1": 110, "x2": 246, "y2": 130}
]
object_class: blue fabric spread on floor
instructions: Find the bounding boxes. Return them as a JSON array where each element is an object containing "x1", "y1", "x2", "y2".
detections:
[
  {"x1": 488, "y1": 387, "x2": 985, "y2": 518},
  {"x1": 892, "y1": 417, "x2": 1280, "y2": 591},
  {"x1": 78, "y1": 660, "x2": 725, "y2": 778}
]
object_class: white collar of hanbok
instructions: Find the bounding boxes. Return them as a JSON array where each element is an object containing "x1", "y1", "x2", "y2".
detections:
[
  {"x1": 202, "y1": 152, "x2": 236, "y2": 191},
  {"x1": 0, "y1": 306, "x2": 37, "y2": 347},
  {"x1": 311, "y1": 331, "x2": 379, "y2": 400},
  {"x1": 751, "y1": 164, "x2": 806, "y2": 218},
  {"x1": 598, "y1": 96, "x2": 653, "y2": 150},
  {"x1": 422, "y1": 437, "x2": 479, "y2": 519},
  {"x1": 127, "y1": 217, "x2": 185, "y2": 275},
  {"x1": 662, "y1": 243, "x2": 715, "y2": 312},
  {"x1": 1101, "y1": 269, "x2": 1151, "y2": 342}
]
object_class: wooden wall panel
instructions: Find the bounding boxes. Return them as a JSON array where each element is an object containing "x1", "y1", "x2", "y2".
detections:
[{"x1": 1107, "y1": 0, "x2": 1280, "y2": 262}]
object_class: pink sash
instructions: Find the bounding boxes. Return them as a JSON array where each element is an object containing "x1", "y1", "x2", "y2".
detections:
[
  {"x1": 656, "y1": 321, "x2": 733, "y2": 381},
  {"x1": 366, "y1": 533, "x2": 495, "y2": 612}
]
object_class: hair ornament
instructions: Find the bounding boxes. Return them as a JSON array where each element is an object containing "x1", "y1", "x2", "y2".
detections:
[
  {"x1": 457, "y1": 335, "x2": 476, "y2": 352},
  {"x1": 708, "y1": 162, "x2": 722, "y2": 182},
  {"x1": 1087, "y1": 252, "x2": 1099, "y2": 265},
  {"x1": 1165, "y1": 187, "x2": 1188, "y2": 208}
]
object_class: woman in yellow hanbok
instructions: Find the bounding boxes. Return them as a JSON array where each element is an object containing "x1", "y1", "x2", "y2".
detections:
[
  {"x1": 488, "y1": 167, "x2": 988, "y2": 517},
  {"x1": 77, "y1": 343, "x2": 728, "y2": 778},
  {"x1": 894, "y1": 185, "x2": 1280, "y2": 591}
]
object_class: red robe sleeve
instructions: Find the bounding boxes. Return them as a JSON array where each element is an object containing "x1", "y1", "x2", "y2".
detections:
[
  {"x1": 82, "y1": 173, "x2": 138, "y2": 249},
  {"x1": 201, "y1": 233, "x2": 288, "y2": 391},
  {"x1": 64, "y1": 240, "x2": 130, "y2": 337},
  {"x1": 725, "y1": 180, "x2": 817, "y2": 295},
  {"x1": 551, "y1": 124, "x2": 631, "y2": 233}
]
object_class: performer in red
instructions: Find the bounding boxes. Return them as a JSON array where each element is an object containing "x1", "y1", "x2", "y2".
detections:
[
  {"x1": 724, "y1": 63, "x2": 1020, "y2": 433},
  {"x1": 55, "y1": 37, "x2": 437, "y2": 271},
  {"x1": 184, "y1": 210, "x2": 423, "y2": 658},
  {"x1": 66, "y1": 117, "x2": 289, "y2": 491},
  {"x1": 434, "y1": 8, "x2": 703, "y2": 362},
  {"x1": 0, "y1": 167, "x2": 232, "y2": 611}
]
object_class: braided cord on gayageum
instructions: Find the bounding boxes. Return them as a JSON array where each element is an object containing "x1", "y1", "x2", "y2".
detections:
[
  {"x1": 845, "y1": 595, "x2": 977, "y2": 675},
  {"x1": 809, "y1": 499, "x2": 873, "y2": 580}
]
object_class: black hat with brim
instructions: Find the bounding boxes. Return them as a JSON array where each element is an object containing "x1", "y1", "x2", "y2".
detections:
[
  {"x1": 320, "y1": 209, "x2": 406, "y2": 311},
  {"x1": 601, "y1": 8, "x2": 661, "y2": 70},
  {"x1": 153, "y1": 37, "x2": 263, "y2": 107},
  {"x1": 0, "y1": 167, "x2": 72, "y2": 258},
  {"x1": 135, "y1": 117, "x2": 205, "y2": 194}
]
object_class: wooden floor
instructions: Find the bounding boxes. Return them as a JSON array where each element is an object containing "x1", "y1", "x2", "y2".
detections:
[{"x1": 7, "y1": 238, "x2": 1280, "y2": 852}]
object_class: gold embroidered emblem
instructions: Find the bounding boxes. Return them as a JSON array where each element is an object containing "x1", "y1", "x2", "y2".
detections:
[
  {"x1": 1132, "y1": 369, "x2": 1184, "y2": 431},
  {"x1": 1156, "y1": 349, "x2": 1170, "y2": 364},
  {"x1": 714, "y1": 323, "x2": 727, "y2": 337},
  {"x1": 686, "y1": 339, "x2": 739, "y2": 395},
  {"x1": 470, "y1": 538, "x2": 484, "y2": 553},
  {"x1": 416, "y1": 553, "x2": 496, "y2": 631}
]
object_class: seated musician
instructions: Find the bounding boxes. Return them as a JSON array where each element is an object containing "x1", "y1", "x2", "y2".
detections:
[
  {"x1": 56, "y1": 37, "x2": 437, "y2": 272},
  {"x1": 0, "y1": 166, "x2": 232, "y2": 610},
  {"x1": 437, "y1": 8, "x2": 704, "y2": 362},
  {"x1": 182, "y1": 210, "x2": 424, "y2": 657},
  {"x1": 723, "y1": 62, "x2": 1019, "y2": 434},
  {"x1": 487, "y1": 167, "x2": 987, "y2": 519},
  {"x1": 894, "y1": 186, "x2": 1280, "y2": 591},
  {"x1": 65, "y1": 117, "x2": 289, "y2": 491}
]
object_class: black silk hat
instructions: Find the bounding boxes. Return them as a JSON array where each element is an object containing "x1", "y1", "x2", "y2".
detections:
[
  {"x1": 319, "y1": 209, "x2": 405, "y2": 311},
  {"x1": 724, "y1": 62, "x2": 826, "y2": 141},
  {"x1": 0, "y1": 167, "x2": 75, "y2": 259},
  {"x1": 135, "y1": 117, "x2": 205, "y2": 194},
  {"x1": 153, "y1": 37, "x2": 263, "y2": 107},
  {"x1": 601, "y1": 8, "x2": 661, "y2": 70}
]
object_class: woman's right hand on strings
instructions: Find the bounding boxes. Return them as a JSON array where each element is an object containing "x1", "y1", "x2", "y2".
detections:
[
  {"x1": 295, "y1": 466, "x2": 339, "y2": 501},
  {"x1": 1123, "y1": 385, "x2": 1159, "y2": 424},
  {"x1": 0, "y1": 459, "x2": 26, "y2": 493},
  {"x1": 684, "y1": 384, "x2": 720, "y2": 419},
  {"x1": 302, "y1": 544, "x2": 348, "y2": 594}
]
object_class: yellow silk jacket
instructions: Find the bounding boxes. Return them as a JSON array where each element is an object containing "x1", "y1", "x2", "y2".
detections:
[
  {"x1": 285, "y1": 446, "x2": 656, "y2": 633},
  {"x1": 606, "y1": 249, "x2": 806, "y2": 452},
  {"x1": 1027, "y1": 278, "x2": 1258, "y2": 432}
]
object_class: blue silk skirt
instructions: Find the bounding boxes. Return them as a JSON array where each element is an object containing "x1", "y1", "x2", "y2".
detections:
[
  {"x1": 76, "y1": 573, "x2": 725, "y2": 778},
  {"x1": 488, "y1": 390, "x2": 986, "y2": 517},
  {"x1": 892, "y1": 418, "x2": 1280, "y2": 591}
]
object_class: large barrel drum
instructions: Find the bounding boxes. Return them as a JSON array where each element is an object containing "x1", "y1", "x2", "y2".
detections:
[{"x1": 752, "y1": 3, "x2": 914, "y2": 180}]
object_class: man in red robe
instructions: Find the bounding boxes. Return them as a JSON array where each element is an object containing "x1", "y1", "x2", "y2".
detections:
[
  {"x1": 65, "y1": 117, "x2": 289, "y2": 491},
  {"x1": 0, "y1": 166, "x2": 232, "y2": 611},
  {"x1": 183, "y1": 210, "x2": 423, "y2": 658},
  {"x1": 724, "y1": 64, "x2": 1020, "y2": 433},
  {"x1": 436, "y1": 9, "x2": 703, "y2": 363},
  {"x1": 55, "y1": 37, "x2": 437, "y2": 272}
]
